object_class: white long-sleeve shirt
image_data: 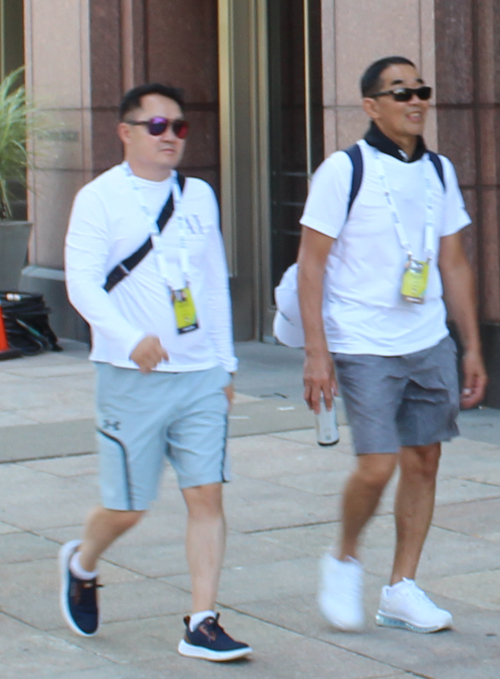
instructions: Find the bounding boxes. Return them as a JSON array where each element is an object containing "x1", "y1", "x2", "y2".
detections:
[{"x1": 65, "y1": 163, "x2": 238, "y2": 373}]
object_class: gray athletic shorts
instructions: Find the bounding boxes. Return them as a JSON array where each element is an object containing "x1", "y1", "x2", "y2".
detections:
[
  {"x1": 94, "y1": 363, "x2": 231, "y2": 511},
  {"x1": 333, "y1": 336, "x2": 460, "y2": 455}
]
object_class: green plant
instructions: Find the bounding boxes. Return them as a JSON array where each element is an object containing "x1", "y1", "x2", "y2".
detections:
[{"x1": 0, "y1": 67, "x2": 36, "y2": 219}]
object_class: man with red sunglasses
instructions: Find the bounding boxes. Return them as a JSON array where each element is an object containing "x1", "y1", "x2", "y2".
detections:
[
  {"x1": 297, "y1": 57, "x2": 486, "y2": 633},
  {"x1": 62, "y1": 83, "x2": 251, "y2": 662}
]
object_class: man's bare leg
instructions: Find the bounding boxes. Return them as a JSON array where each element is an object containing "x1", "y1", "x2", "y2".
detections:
[
  {"x1": 78, "y1": 507, "x2": 145, "y2": 572},
  {"x1": 318, "y1": 452, "x2": 398, "y2": 630},
  {"x1": 376, "y1": 443, "x2": 452, "y2": 632},
  {"x1": 182, "y1": 482, "x2": 226, "y2": 613},
  {"x1": 339, "y1": 453, "x2": 398, "y2": 560},
  {"x1": 390, "y1": 443, "x2": 441, "y2": 585},
  {"x1": 59, "y1": 506, "x2": 144, "y2": 637}
]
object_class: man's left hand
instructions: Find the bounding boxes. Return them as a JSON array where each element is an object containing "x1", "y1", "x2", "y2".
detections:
[
  {"x1": 461, "y1": 349, "x2": 487, "y2": 409},
  {"x1": 224, "y1": 381, "x2": 234, "y2": 409}
]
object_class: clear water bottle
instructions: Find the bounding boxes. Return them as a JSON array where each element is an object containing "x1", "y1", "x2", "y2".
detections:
[{"x1": 315, "y1": 398, "x2": 340, "y2": 446}]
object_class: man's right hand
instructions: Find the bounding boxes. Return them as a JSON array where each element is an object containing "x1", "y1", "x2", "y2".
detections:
[
  {"x1": 130, "y1": 336, "x2": 169, "y2": 373},
  {"x1": 303, "y1": 350, "x2": 337, "y2": 414}
]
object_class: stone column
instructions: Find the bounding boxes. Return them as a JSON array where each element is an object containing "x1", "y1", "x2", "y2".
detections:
[
  {"x1": 435, "y1": 0, "x2": 500, "y2": 405},
  {"x1": 320, "y1": 0, "x2": 437, "y2": 156},
  {"x1": 22, "y1": 0, "x2": 93, "y2": 338}
]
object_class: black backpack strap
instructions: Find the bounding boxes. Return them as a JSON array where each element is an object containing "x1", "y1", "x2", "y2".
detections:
[
  {"x1": 344, "y1": 143, "x2": 363, "y2": 219},
  {"x1": 104, "y1": 174, "x2": 186, "y2": 293},
  {"x1": 427, "y1": 151, "x2": 446, "y2": 190}
]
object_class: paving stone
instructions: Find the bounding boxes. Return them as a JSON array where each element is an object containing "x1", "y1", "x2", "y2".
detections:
[
  {"x1": 0, "y1": 419, "x2": 97, "y2": 462},
  {"x1": 3, "y1": 362, "x2": 94, "y2": 379},
  {"x1": 229, "y1": 434, "x2": 350, "y2": 479},
  {"x1": 422, "y1": 569, "x2": 500, "y2": 613},
  {"x1": 164, "y1": 556, "x2": 319, "y2": 606},
  {"x1": 0, "y1": 520, "x2": 21, "y2": 534},
  {"x1": 439, "y1": 440, "x2": 500, "y2": 482},
  {"x1": 18, "y1": 403, "x2": 96, "y2": 424},
  {"x1": 268, "y1": 467, "x2": 352, "y2": 496},
  {"x1": 223, "y1": 475, "x2": 339, "y2": 532},
  {"x1": 224, "y1": 530, "x2": 309, "y2": 567},
  {"x1": 104, "y1": 538, "x2": 187, "y2": 578},
  {"x1": 434, "y1": 477, "x2": 500, "y2": 504},
  {"x1": 432, "y1": 498, "x2": 500, "y2": 539},
  {"x1": 0, "y1": 464, "x2": 100, "y2": 529},
  {"x1": 0, "y1": 612, "x2": 106, "y2": 679},
  {"x1": 363, "y1": 524, "x2": 500, "y2": 580},
  {"x1": 46, "y1": 667, "x2": 145, "y2": 679},
  {"x1": 233, "y1": 392, "x2": 262, "y2": 404},
  {"x1": 0, "y1": 532, "x2": 58, "y2": 563},
  {"x1": 22, "y1": 453, "x2": 99, "y2": 478},
  {"x1": 0, "y1": 411, "x2": 36, "y2": 427},
  {"x1": 228, "y1": 399, "x2": 315, "y2": 437},
  {"x1": 54, "y1": 615, "x2": 187, "y2": 665},
  {"x1": 251, "y1": 523, "x2": 337, "y2": 561}
]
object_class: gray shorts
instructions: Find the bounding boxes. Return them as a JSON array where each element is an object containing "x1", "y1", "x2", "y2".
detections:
[
  {"x1": 94, "y1": 363, "x2": 231, "y2": 511},
  {"x1": 333, "y1": 336, "x2": 460, "y2": 455}
]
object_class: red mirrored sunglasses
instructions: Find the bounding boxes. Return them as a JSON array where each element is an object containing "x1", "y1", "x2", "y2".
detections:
[{"x1": 125, "y1": 116, "x2": 189, "y2": 139}]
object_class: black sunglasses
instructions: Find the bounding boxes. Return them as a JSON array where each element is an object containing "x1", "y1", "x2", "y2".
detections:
[
  {"x1": 125, "y1": 116, "x2": 189, "y2": 138},
  {"x1": 370, "y1": 86, "x2": 432, "y2": 102}
]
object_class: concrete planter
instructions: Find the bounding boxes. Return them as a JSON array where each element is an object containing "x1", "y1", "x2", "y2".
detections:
[{"x1": 0, "y1": 221, "x2": 32, "y2": 291}]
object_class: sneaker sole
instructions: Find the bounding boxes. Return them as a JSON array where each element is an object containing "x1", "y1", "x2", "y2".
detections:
[
  {"x1": 58, "y1": 539, "x2": 98, "y2": 637},
  {"x1": 375, "y1": 612, "x2": 452, "y2": 634},
  {"x1": 318, "y1": 594, "x2": 364, "y2": 632},
  {"x1": 177, "y1": 639, "x2": 253, "y2": 662}
]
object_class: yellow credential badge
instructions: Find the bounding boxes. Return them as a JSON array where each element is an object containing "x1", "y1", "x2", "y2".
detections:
[
  {"x1": 171, "y1": 287, "x2": 199, "y2": 334},
  {"x1": 400, "y1": 258, "x2": 429, "y2": 304}
]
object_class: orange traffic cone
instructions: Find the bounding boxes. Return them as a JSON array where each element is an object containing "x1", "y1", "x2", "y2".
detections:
[{"x1": 0, "y1": 301, "x2": 22, "y2": 360}]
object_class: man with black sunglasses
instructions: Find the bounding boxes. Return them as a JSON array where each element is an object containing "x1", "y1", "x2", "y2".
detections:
[
  {"x1": 62, "y1": 83, "x2": 252, "y2": 662},
  {"x1": 297, "y1": 56, "x2": 486, "y2": 634}
]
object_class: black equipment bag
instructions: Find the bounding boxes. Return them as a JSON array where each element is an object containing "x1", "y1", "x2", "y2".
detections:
[{"x1": 0, "y1": 292, "x2": 63, "y2": 356}]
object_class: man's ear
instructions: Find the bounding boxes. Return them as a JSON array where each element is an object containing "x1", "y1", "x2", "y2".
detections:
[
  {"x1": 117, "y1": 121, "x2": 131, "y2": 146},
  {"x1": 362, "y1": 97, "x2": 378, "y2": 121}
]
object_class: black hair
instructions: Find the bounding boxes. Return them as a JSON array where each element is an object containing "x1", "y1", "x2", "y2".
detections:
[
  {"x1": 119, "y1": 83, "x2": 185, "y2": 120},
  {"x1": 360, "y1": 56, "x2": 416, "y2": 97}
]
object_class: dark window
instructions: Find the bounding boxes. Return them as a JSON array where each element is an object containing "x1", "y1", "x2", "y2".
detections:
[
  {"x1": 268, "y1": 0, "x2": 324, "y2": 292},
  {"x1": 1, "y1": 0, "x2": 24, "y2": 78}
]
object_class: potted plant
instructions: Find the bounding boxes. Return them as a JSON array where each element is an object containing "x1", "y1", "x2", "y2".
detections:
[{"x1": 0, "y1": 67, "x2": 37, "y2": 291}]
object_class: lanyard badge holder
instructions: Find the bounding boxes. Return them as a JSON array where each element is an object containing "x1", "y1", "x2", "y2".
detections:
[
  {"x1": 126, "y1": 164, "x2": 199, "y2": 334},
  {"x1": 375, "y1": 151, "x2": 435, "y2": 304},
  {"x1": 169, "y1": 180, "x2": 199, "y2": 333}
]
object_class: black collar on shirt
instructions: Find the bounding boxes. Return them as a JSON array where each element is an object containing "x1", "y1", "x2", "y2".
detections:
[{"x1": 364, "y1": 121, "x2": 427, "y2": 163}]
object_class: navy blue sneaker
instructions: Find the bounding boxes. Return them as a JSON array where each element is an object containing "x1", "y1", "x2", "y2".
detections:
[
  {"x1": 59, "y1": 540, "x2": 100, "y2": 636},
  {"x1": 178, "y1": 614, "x2": 252, "y2": 662}
]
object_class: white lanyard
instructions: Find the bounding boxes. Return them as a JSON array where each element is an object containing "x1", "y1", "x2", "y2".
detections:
[
  {"x1": 123, "y1": 162, "x2": 190, "y2": 289},
  {"x1": 374, "y1": 150, "x2": 435, "y2": 260}
]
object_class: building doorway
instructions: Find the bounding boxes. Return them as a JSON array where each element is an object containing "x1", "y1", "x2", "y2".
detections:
[{"x1": 217, "y1": 0, "x2": 323, "y2": 341}]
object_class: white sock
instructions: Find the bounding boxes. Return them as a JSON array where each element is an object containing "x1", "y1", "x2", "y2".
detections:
[
  {"x1": 189, "y1": 610, "x2": 216, "y2": 631},
  {"x1": 69, "y1": 551, "x2": 99, "y2": 580}
]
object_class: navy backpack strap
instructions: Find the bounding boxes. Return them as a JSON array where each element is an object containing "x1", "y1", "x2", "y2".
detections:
[
  {"x1": 427, "y1": 151, "x2": 446, "y2": 190},
  {"x1": 104, "y1": 174, "x2": 186, "y2": 293},
  {"x1": 344, "y1": 143, "x2": 363, "y2": 218}
]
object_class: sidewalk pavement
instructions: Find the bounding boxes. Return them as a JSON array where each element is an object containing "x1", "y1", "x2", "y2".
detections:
[{"x1": 1, "y1": 340, "x2": 500, "y2": 679}]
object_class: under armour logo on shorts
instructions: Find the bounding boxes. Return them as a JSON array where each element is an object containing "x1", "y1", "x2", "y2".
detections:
[{"x1": 103, "y1": 419, "x2": 121, "y2": 431}]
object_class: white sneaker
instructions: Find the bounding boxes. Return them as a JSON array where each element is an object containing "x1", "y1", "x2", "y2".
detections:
[
  {"x1": 317, "y1": 554, "x2": 364, "y2": 631},
  {"x1": 376, "y1": 578, "x2": 453, "y2": 633}
]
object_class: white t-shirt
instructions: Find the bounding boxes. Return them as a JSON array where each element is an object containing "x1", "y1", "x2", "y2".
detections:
[
  {"x1": 300, "y1": 140, "x2": 471, "y2": 355},
  {"x1": 65, "y1": 163, "x2": 237, "y2": 373}
]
